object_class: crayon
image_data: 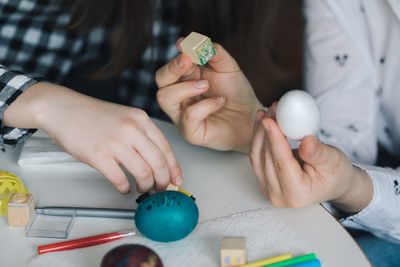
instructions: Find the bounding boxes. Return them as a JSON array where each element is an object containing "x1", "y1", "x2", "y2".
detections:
[
  {"x1": 289, "y1": 259, "x2": 321, "y2": 267},
  {"x1": 238, "y1": 254, "x2": 293, "y2": 267},
  {"x1": 261, "y1": 253, "x2": 317, "y2": 267}
]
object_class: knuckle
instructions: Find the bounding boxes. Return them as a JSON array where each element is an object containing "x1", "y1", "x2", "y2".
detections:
[
  {"x1": 159, "y1": 141, "x2": 174, "y2": 156},
  {"x1": 153, "y1": 155, "x2": 168, "y2": 170},
  {"x1": 183, "y1": 109, "x2": 199, "y2": 122},
  {"x1": 91, "y1": 146, "x2": 111, "y2": 161},
  {"x1": 249, "y1": 149, "x2": 258, "y2": 163},
  {"x1": 114, "y1": 119, "x2": 136, "y2": 136},
  {"x1": 156, "y1": 89, "x2": 166, "y2": 105},
  {"x1": 166, "y1": 60, "x2": 176, "y2": 75},
  {"x1": 274, "y1": 159, "x2": 286, "y2": 173},
  {"x1": 213, "y1": 42, "x2": 222, "y2": 51},
  {"x1": 134, "y1": 109, "x2": 149, "y2": 121},
  {"x1": 135, "y1": 167, "x2": 152, "y2": 181},
  {"x1": 155, "y1": 69, "x2": 163, "y2": 87}
]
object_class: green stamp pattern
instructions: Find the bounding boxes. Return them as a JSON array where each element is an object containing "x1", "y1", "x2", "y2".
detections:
[{"x1": 197, "y1": 39, "x2": 216, "y2": 65}]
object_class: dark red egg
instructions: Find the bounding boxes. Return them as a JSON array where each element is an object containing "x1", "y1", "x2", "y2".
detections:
[{"x1": 101, "y1": 244, "x2": 163, "y2": 267}]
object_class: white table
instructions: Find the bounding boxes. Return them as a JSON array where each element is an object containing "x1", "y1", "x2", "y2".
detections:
[{"x1": 0, "y1": 119, "x2": 370, "y2": 267}]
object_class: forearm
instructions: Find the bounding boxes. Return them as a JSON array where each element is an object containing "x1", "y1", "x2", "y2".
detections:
[
  {"x1": 331, "y1": 165, "x2": 374, "y2": 213},
  {"x1": 3, "y1": 82, "x2": 101, "y2": 131}
]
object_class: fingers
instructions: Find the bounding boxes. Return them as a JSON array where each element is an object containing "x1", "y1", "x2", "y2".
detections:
[
  {"x1": 207, "y1": 43, "x2": 240, "y2": 73},
  {"x1": 180, "y1": 96, "x2": 226, "y2": 143},
  {"x1": 177, "y1": 39, "x2": 240, "y2": 73},
  {"x1": 176, "y1": 38, "x2": 184, "y2": 52},
  {"x1": 260, "y1": 117, "x2": 308, "y2": 207},
  {"x1": 262, "y1": 117, "x2": 299, "y2": 179},
  {"x1": 249, "y1": 113, "x2": 269, "y2": 198},
  {"x1": 299, "y1": 135, "x2": 331, "y2": 167},
  {"x1": 92, "y1": 157, "x2": 131, "y2": 194},
  {"x1": 129, "y1": 129, "x2": 172, "y2": 192},
  {"x1": 144, "y1": 121, "x2": 183, "y2": 187},
  {"x1": 155, "y1": 53, "x2": 197, "y2": 88},
  {"x1": 157, "y1": 80, "x2": 209, "y2": 124},
  {"x1": 114, "y1": 148, "x2": 154, "y2": 193}
]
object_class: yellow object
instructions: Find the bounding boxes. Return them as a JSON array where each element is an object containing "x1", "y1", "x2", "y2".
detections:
[
  {"x1": 178, "y1": 187, "x2": 193, "y2": 198},
  {"x1": 0, "y1": 171, "x2": 28, "y2": 215},
  {"x1": 166, "y1": 183, "x2": 193, "y2": 198},
  {"x1": 237, "y1": 253, "x2": 293, "y2": 267}
]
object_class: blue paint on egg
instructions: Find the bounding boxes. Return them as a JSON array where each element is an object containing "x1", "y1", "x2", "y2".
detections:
[{"x1": 135, "y1": 191, "x2": 199, "y2": 242}]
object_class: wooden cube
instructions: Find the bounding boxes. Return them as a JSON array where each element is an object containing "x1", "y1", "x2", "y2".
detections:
[
  {"x1": 166, "y1": 183, "x2": 179, "y2": 191},
  {"x1": 181, "y1": 32, "x2": 216, "y2": 65},
  {"x1": 7, "y1": 193, "x2": 34, "y2": 227},
  {"x1": 220, "y1": 236, "x2": 247, "y2": 266}
]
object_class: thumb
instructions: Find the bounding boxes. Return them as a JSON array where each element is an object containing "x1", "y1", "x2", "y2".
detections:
[
  {"x1": 299, "y1": 136, "x2": 330, "y2": 166},
  {"x1": 207, "y1": 43, "x2": 241, "y2": 73},
  {"x1": 155, "y1": 53, "x2": 195, "y2": 88}
]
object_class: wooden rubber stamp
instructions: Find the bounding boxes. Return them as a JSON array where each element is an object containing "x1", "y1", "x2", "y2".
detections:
[
  {"x1": 7, "y1": 192, "x2": 34, "y2": 227},
  {"x1": 181, "y1": 32, "x2": 216, "y2": 65}
]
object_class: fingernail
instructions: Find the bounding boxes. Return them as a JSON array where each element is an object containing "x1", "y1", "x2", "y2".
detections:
[
  {"x1": 215, "y1": 96, "x2": 225, "y2": 104},
  {"x1": 264, "y1": 107, "x2": 274, "y2": 117},
  {"x1": 122, "y1": 187, "x2": 131, "y2": 194},
  {"x1": 177, "y1": 56, "x2": 185, "y2": 68},
  {"x1": 195, "y1": 80, "x2": 208, "y2": 89},
  {"x1": 256, "y1": 110, "x2": 265, "y2": 123}
]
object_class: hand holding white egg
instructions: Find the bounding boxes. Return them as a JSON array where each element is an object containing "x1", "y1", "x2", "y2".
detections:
[{"x1": 276, "y1": 90, "x2": 320, "y2": 140}]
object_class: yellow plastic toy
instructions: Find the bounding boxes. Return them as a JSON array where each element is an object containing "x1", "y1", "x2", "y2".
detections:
[{"x1": 0, "y1": 171, "x2": 28, "y2": 215}]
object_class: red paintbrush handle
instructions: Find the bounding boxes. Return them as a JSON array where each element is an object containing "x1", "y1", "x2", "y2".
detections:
[{"x1": 38, "y1": 232, "x2": 123, "y2": 255}]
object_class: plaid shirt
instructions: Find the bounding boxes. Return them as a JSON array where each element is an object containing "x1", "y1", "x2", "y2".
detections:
[{"x1": 0, "y1": 0, "x2": 181, "y2": 150}]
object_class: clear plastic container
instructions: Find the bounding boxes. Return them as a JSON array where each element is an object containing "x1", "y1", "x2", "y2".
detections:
[{"x1": 25, "y1": 211, "x2": 76, "y2": 239}]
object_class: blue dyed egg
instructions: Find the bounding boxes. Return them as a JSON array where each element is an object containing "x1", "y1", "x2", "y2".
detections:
[{"x1": 135, "y1": 191, "x2": 199, "y2": 242}]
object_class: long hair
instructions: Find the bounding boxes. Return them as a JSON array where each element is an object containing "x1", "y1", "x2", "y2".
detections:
[{"x1": 68, "y1": 0, "x2": 303, "y2": 103}]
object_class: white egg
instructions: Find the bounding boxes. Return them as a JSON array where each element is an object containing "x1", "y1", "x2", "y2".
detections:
[{"x1": 276, "y1": 90, "x2": 320, "y2": 140}]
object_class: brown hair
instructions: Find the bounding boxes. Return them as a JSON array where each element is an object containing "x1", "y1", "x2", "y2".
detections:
[{"x1": 69, "y1": 0, "x2": 303, "y2": 103}]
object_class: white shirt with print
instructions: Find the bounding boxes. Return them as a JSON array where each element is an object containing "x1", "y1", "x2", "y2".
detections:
[{"x1": 304, "y1": 0, "x2": 400, "y2": 242}]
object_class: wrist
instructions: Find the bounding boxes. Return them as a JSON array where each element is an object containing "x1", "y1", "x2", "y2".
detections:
[
  {"x1": 5, "y1": 82, "x2": 91, "y2": 132},
  {"x1": 3, "y1": 81, "x2": 52, "y2": 129},
  {"x1": 234, "y1": 101, "x2": 265, "y2": 154},
  {"x1": 331, "y1": 165, "x2": 373, "y2": 213}
]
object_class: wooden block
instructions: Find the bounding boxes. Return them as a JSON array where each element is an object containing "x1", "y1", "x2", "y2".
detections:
[
  {"x1": 7, "y1": 193, "x2": 34, "y2": 227},
  {"x1": 181, "y1": 32, "x2": 216, "y2": 65},
  {"x1": 166, "y1": 183, "x2": 179, "y2": 191},
  {"x1": 220, "y1": 236, "x2": 247, "y2": 266}
]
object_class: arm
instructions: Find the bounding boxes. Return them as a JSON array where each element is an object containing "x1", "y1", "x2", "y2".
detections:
[
  {"x1": 250, "y1": 111, "x2": 400, "y2": 242},
  {"x1": 2, "y1": 67, "x2": 182, "y2": 193},
  {"x1": 304, "y1": 0, "x2": 379, "y2": 164},
  {"x1": 0, "y1": 65, "x2": 42, "y2": 149}
]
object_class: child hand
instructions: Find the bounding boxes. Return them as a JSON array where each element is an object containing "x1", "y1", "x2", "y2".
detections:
[
  {"x1": 10, "y1": 82, "x2": 183, "y2": 194},
  {"x1": 249, "y1": 109, "x2": 373, "y2": 212},
  {"x1": 155, "y1": 43, "x2": 263, "y2": 153}
]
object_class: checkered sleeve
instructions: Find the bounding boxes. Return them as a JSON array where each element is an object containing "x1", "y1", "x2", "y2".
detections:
[{"x1": 0, "y1": 65, "x2": 43, "y2": 151}]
